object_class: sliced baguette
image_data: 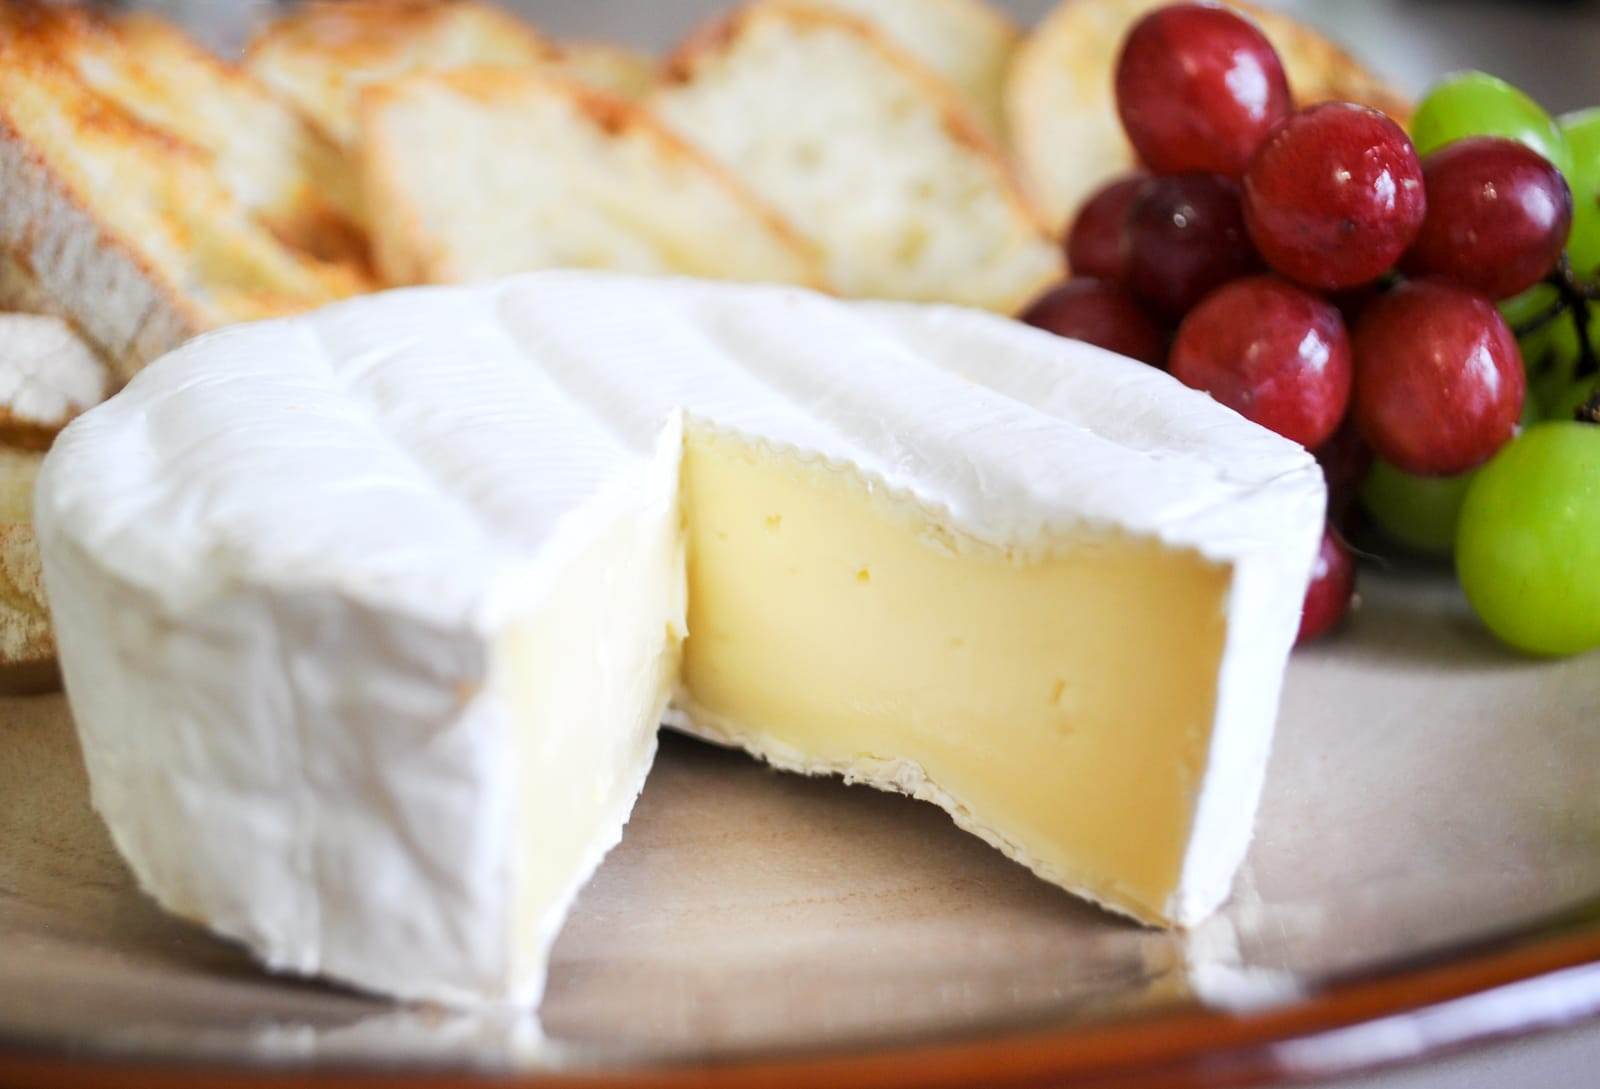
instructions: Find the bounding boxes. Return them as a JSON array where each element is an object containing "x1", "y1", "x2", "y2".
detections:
[
  {"x1": 655, "y1": 2, "x2": 1061, "y2": 313},
  {"x1": 551, "y1": 41, "x2": 658, "y2": 102},
  {"x1": 362, "y1": 68, "x2": 825, "y2": 288},
  {"x1": 246, "y1": 0, "x2": 559, "y2": 150},
  {"x1": 1009, "y1": 0, "x2": 1413, "y2": 232},
  {"x1": 0, "y1": 446, "x2": 54, "y2": 695},
  {"x1": 0, "y1": 313, "x2": 109, "y2": 451},
  {"x1": 0, "y1": 7, "x2": 369, "y2": 380},
  {"x1": 800, "y1": 0, "x2": 1018, "y2": 135},
  {"x1": 20, "y1": 6, "x2": 367, "y2": 266}
]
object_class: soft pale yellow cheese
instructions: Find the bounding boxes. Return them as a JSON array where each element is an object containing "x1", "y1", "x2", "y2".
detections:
[{"x1": 676, "y1": 428, "x2": 1232, "y2": 923}]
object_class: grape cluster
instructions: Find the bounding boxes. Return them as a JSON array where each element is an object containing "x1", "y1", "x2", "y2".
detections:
[{"x1": 1021, "y1": 3, "x2": 1600, "y2": 657}]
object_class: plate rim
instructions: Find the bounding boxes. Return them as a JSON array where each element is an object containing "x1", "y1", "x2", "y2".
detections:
[{"x1": 2, "y1": 900, "x2": 1598, "y2": 1088}]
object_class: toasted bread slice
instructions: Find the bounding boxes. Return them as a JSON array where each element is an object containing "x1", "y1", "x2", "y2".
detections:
[
  {"x1": 0, "y1": 251, "x2": 53, "y2": 317},
  {"x1": 247, "y1": 0, "x2": 559, "y2": 149},
  {"x1": 0, "y1": 7, "x2": 370, "y2": 380},
  {"x1": 1009, "y1": 0, "x2": 1413, "y2": 232},
  {"x1": 655, "y1": 3, "x2": 1061, "y2": 313},
  {"x1": 551, "y1": 41, "x2": 657, "y2": 101},
  {"x1": 0, "y1": 314, "x2": 109, "y2": 451},
  {"x1": 19, "y1": 6, "x2": 367, "y2": 265},
  {"x1": 802, "y1": 0, "x2": 1018, "y2": 135},
  {"x1": 363, "y1": 68, "x2": 825, "y2": 288},
  {"x1": 0, "y1": 446, "x2": 55, "y2": 695}
]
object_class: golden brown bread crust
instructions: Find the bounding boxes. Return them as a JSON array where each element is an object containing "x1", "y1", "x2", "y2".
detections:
[
  {"x1": 0, "y1": 521, "x2": 55, "y2": 696},
  {"x1": 251, "y1": 0, "x2": 556, "y2": 67},
  {"x1": 246, "y1": 0, "x2": 557, "y2": 149},
  {"x1": 2, "y1": 2, "x2": 368, "y2": 267},
  {"x1": 0, "y1": 1, "x2": 370, "y2": 378},
  {"x1": 548, "y1": 40, "x2": 659, "y2": 101},
  {"x1": 0, "y1": 445, "x2": 55, "y2": 695},
  {"x1": 0, "y1": 106, "x2": 204, "y2": 382}
]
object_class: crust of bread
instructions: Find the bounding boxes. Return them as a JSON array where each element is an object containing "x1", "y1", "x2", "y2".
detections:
[
  {"x1": 108, "y1": 11, "x2": 368, "y2": 266},
  {"x1": 246, "y1": 0, "x2": 556, "y2": 149},
  {"x1": 0, "y1": 5, "x2": 370, "y2": 380},
  {"x1": 0, "y1": 106, "x2": 202, "y2": 383},
  {"x1": 0, "y1": 313, "x2": 109, "y2": 450},
  {"x1": 1009, "y1": 0, "x2": 1413, "y2": 232},
  {"x1": 550, "y1": 40, "x2": 658, "y2": 101},
  {"x1": 658, "y1": 2, "x2": 1060, "y2": 312},
  {"x1": 0, "y1": 448, "x2": 54, "y2": 695},
  {"x1": 800, "y1": 0, "x2": 1019, "y2": 135},
  {"x1": 362, "y1": 66, "x2": 825, "y2": 289},
  {"x1": 0, "y1": 522, "x2": 55, "y2": 695}
]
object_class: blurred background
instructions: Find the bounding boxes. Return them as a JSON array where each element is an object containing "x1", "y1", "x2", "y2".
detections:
[
  {"x1": 65, "y1": 1, "x2": 1600, "y2": 1087},
  {"x1": 139, "y1": 0, "x2": 1600, "y2": 114}
]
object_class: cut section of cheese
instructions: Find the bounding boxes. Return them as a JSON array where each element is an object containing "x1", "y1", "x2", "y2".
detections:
[
  {"x1": 677, "y1": 429, "x2": 1232, "y2": 916},
  {"x1": 38, "y1": 272, "x2": 1325, "y2": 1006}
]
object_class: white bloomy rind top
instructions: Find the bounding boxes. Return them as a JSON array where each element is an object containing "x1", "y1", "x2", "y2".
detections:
[{"x1": 36, "y1": 272, "x2": 1325, "y2": 1007}]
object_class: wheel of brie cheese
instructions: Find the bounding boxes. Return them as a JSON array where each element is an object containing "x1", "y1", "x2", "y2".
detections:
[{"x1": 35, "y1": 272, "x2": 1325, "y2": 1007}]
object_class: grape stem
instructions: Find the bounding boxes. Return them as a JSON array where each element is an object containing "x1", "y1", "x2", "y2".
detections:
[
  {"x1": 1561, "y1": 266, "x2": 1599, "y2": 382},
  {"x1": 1510, "y1": 257, "x2": 1600, "y2": 425},
  {"x1": 1555, "y1": 260, "x2": 1600, "y2": 423},
  {"x1": 1581, "y1": 388, "x2": 1600, "y2": 425}
]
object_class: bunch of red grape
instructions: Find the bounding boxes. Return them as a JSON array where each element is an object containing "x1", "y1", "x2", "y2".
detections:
[{"x1": 1022, "y1": 2, "x2": 1600, "y2": 656}]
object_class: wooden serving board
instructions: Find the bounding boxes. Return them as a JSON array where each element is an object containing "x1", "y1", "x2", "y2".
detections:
[{"x1": 1, "y1": 569, "x2": 1599, "y2": 1088}]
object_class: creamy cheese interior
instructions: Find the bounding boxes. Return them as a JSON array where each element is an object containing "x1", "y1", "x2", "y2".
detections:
[
  {"x1": 674, "y1": 427, "x2": 1232, "y2": 925},
  {"x1": 497, "y1": 479, "x2": 685, "y2": 988}
]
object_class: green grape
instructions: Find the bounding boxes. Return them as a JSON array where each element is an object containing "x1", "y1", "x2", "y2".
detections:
[
  {"x1": 1516, "y1": 299, "x2": 1600, "y2": 411},
  {"x1": 1362, "y1": 460, "x2": 1477, "y2": 556},
  {"x1": 1412, "y1": 72, "x2": 1574, "y2": 179},
  {"x1": 1457, "y1": 422, "x2": 1600, "y2": 656},
  {"x1": 1548, "y1": 373, "x2": 1600, "y2": 420},
  {"x1": 1501, "y1": 283, "x2": 1561, "y2": 332},
  {"x1": 1505, "y1": 284, "x2": 1564, "y2": 381},
  {"x1": 1560, "y1": 107, "x2": 1600, "y2": 282},
  {"x1": 1360, "y1": 397, "x2": 1539, "y2": 555}
]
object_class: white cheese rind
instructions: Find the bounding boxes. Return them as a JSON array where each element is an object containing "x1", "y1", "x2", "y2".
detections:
[{"x1": 38, "y1": 271, "x2": 1324, "y2": 1004}]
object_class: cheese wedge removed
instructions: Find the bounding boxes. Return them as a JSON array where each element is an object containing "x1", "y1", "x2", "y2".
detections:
[{"x1": 37, "y1": 273, "x2": 1324, "y2": 1006}]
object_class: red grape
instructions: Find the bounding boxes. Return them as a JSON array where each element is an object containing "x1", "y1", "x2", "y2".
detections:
[
  {"x1": 1297, "y1": 527, "x2": 1357, "y2": 644},
  {"x1": 1019, "y1": 279, "x2": 1167, "y2": 365},
  {"x1": 1404, "y1": 136, "x2": 1573, "y2": 300},
  {"x1": 1115, "y1": 3, "x2": 1291, "y2": 177},
  {"x1": 1314, "y1": 421, "x2": 1374, "y2": 520},
  {"x1": 1125, "y1": 174, "x2": 1259, "y2": 319},
  {"x1": 1352, "y1": 279, "x2": 1526, "y2": 475},
  {"x1": 1067, "y1": 173, "x2": 1145, "y2": 282},
  {"x1": 1243, "y1": 102, "x2": 1427, "y2": 290},
  {"x1": 1169, "y1": 276, "x2": 1352, "y2": 448}
]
